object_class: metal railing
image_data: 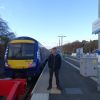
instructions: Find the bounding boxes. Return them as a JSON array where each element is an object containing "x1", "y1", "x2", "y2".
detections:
[{"x1": 0, "y1": 79, "x2": 26, "y2": 100}]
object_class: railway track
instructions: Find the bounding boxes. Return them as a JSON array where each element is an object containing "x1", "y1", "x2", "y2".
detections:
[{"x1": 22, "y1": 76, "x2": 39, "y2": 100}]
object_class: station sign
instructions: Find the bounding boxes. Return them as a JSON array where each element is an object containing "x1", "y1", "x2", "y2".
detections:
[{"x1": 92, "y1": 19, "x2": 100, "y2": 34}]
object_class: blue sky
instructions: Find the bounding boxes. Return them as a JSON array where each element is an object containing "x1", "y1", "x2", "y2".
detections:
[{"x1": 0, "y1": 0, "x2": 98, "y2": 48}]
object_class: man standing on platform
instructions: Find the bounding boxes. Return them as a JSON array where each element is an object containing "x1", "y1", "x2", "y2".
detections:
[{"x1": 47, "y1": 47, "x2": 62, "y2": 90}]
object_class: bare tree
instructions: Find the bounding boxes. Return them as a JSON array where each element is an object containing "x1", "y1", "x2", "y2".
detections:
[
  {"x1": 0, "y1": 17, "x2": 16, "y2": 60},
  {"x1": 62, "y1": 40, "x2": 98, "y2": 54},
  {"x1": 0, "y1": 17, "x2": 15, "y2": 39}
]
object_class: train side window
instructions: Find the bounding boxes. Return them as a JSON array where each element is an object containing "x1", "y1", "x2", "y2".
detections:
[{"x1": 37, "y1": 48, "x2": 41, "y2": 62}]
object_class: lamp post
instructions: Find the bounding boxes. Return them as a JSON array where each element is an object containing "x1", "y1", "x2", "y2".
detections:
[
  {"x1": 58, "y1": 36, "x2": 61, "y2": 47},
  {"x1": 92, "y1": 0, "x2": 100, "y2": 91},
  {"x1": 58, "y1": 35, "x2": 66, "y2": 53},
  {"x1": 58, "y1": 35, "x2": 66, "y2": 46},
  {"x1": 97, "y1": 0, "x2": 100, "y2": 91}
]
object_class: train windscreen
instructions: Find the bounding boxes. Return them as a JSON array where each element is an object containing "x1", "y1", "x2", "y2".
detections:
[{"x1": 8, "y1": 43, "x2": 34, "y2": 59}]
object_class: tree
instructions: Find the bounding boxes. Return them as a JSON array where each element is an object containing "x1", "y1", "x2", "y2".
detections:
[
  {"x1": 0, "y1": 17, "x2": 16, "y2": 60},
  {"x1": 62, "y1": 40, "x2": 98, "y2": 54},
  {"x1": 0, "y1": 18, "x2": 9, "y2": 36},
  {"x1": 0, "y1": 17, "x2": 15, "y2": 40}
]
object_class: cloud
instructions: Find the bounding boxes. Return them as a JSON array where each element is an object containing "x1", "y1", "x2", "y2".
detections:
[{"x1": 0, "y1": 6, "x2": 5, "y2": 10}]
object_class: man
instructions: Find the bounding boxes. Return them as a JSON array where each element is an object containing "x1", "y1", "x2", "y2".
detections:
[{"x1": 47, "y1": 47, "x2": 62, "y2": 90}]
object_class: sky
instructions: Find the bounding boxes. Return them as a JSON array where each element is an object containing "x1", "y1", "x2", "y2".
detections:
[{"x1": 0, "y1": 0, "x2": 99, "y2": 48}]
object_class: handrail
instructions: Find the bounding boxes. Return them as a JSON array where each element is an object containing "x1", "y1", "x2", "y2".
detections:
[
  {"x1": 0, "y1": 79, "x2": 26, "y2": 100},
  {"x1": 7, "y1": 82, "x2": 20, "y2": 100}
]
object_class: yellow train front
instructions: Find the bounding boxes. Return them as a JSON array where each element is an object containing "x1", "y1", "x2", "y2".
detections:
[{"x1": 4, "y1": 37, "x2": 48, "y2": 79}]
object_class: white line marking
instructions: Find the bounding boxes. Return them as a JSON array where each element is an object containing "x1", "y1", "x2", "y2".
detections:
[
  {"x1": 64, "y1": 59, "x2": 97, "y2": 82},
  {"x1": 31, "y1": 93, "x2": 49, "y2": 100},
  {"x1": 90, "y1": 77, "x2": 97, "y2": 82},
  {"x1": 31, "y1": 64, "x2": 48, "y2": 94},
  {"x1": 65, "y1": 57, "x2": 80, "y2": 62},
  {"x1": 64, "y1": 60, "x2": 80, "y2": 71},
  {"x1": 31, "y1": 65, "x2": 49, "y2": 100}
]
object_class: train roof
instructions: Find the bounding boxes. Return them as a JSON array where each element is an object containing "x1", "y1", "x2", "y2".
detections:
[
  {"x1": 9, "y1": 36, "x2": 47, "y2": 48},
  {"x1": 13, "y1": 36, "x2": 37, "y2": 42}
]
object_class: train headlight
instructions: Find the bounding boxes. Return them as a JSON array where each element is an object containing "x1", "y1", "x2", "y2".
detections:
[
  {"x1": 29, "y1": 62, "x2": 36, "y2": 68},
  {"x1": 32, "y1": 62, "x2": 36, "y2": 67},
  {"x1": 5, "y1": 63, "x2": 8, "y2": 67}
]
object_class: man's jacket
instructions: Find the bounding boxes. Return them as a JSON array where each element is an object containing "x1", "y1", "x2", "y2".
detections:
[{"x1": 48, "y1": 54, "x2": 61, "y2": 70}]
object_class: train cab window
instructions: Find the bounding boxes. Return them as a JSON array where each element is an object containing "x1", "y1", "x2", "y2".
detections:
[
  {"x1": 22, "y1": 44, "x2": 34, "y2": 57},
  {"x1": 8, "y1": 44, "x2": 22, "y2": 58},
  {"x1": 8, "y1": 43, "x2": 34, "y2": 59}
]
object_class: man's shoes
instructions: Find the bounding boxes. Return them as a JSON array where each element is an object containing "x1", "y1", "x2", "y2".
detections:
[
  {"x1": 47, "y1": 86, "x2": 52, "y2": 90},
  {"x1": 57, "y1": 86, "x2": 62, "y2": 90}
]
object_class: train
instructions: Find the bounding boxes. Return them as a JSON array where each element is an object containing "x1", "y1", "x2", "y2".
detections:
[{"x1": 4, "y1": 36, "x2": 49, "y2": 79}]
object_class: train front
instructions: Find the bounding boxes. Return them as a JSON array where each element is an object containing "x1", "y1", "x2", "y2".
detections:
[{"x1": 5, "y1": 39, "x2": 38, "y2": 79}]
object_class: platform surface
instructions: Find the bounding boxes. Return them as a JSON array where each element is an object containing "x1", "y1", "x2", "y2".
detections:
[{"x1": 31, "y1": 59, "x2": 100, "y2": 100}]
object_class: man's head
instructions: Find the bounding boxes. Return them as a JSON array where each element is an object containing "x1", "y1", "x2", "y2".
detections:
[{"x1": 51, "y1": 47, "x2": 57, "y2": 55}]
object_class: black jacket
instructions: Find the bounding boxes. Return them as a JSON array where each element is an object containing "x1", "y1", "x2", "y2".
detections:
[{"x1": 48, "y1": 54, "x2": 61, "y2": 70}]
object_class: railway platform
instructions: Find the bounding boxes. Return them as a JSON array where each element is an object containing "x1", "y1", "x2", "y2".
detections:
[{"x1": 31, "y1": 59, "x2": 100, "y2": 100}]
